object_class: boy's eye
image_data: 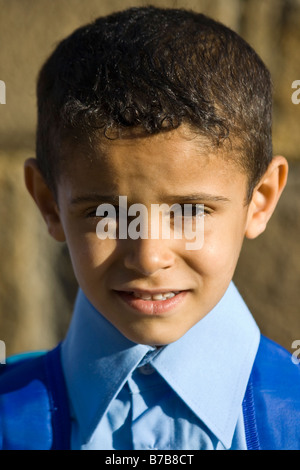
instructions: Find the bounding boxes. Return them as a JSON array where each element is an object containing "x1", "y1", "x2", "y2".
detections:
[
  {"x1": 86, "y1": 208, "x2": 100, "y2": 218},
  {"x1": 184, "y1": 204, "x2": 206, "y2": 218},
  {"x1": 86, "y1": 204, "x2": 210, "y2": 219},
  {"x1": 86, "y1": 206, "x2": 120, "y2": 218},
  {"x1": 86, "y1": 209, "x2": 97, "y2": 218},
  {"x1": 170, "y1": 204, "x2": 208, "y2": 218}
]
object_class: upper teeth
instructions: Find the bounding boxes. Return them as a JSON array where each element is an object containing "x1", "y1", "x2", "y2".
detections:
[{"x1": 133, "y1": 291, "x2": 179, "y2": 300}]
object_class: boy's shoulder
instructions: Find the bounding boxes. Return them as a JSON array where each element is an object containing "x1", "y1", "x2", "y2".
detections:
[
  {"x1": 248, "y1": 335, "x2": 300, "y2": 450},
  {"x1": 0, "y1": 346, "x2": 70, "y2": 450},
  {"x1": 253, "y1": 334, "x2": 300, "y2": 391}
]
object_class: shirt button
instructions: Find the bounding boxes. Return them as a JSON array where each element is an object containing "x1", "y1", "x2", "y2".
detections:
[{"x1": 138, "y1": 363, "x2": 155, "y2": 375}]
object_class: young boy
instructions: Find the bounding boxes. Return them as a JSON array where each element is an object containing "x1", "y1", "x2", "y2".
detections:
[{"x1": 0, "y1": 6, "x2": 299, "y2": 451}]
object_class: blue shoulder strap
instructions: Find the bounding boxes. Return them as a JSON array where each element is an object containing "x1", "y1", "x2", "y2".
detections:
[
  {"x1": 243, "y1": 335, "x2": 300, "y2": 450},
  {"x1": 0, "y1": 344, "x2": 71, "y2": 450}
]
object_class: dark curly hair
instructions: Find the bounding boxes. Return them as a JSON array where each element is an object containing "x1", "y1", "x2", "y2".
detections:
[{"x1": 36, "y1": 6, "x2": 273, "y2": 201}]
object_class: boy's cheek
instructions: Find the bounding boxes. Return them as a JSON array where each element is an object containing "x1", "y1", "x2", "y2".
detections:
[
  {"x1": 185, "y1": 234, "x2": 231, "y2": 266},
  {"x1": 67, "y1": 236, "x2": 117, "y2": 274},
  {"x1": 185, "y1": 237, "x2": 242, "y2": 287}
]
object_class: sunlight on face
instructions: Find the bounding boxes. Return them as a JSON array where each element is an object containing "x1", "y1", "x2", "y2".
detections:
[{"x1": 57, "y1": 126, "x2": 250, "y2": 345}]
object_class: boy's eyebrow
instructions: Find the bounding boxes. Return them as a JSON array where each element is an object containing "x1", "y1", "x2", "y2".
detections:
[
  {"x1": 70, "y1": 192, "x2": 230, "y2": 205},
  {"x1": 70, "y1": 194, "x2": 121, "y2": 205},
  {"x1": 164, "y1": 193, "x2": 231, "y2": 203}
]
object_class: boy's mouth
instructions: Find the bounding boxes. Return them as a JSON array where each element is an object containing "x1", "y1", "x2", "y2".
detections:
[
  {"x1": 131, "y1": 291, "x2": 181, "y2": 301},
  {"x1": 114, "y1": 289, "x2": 188, "y2": 315}
]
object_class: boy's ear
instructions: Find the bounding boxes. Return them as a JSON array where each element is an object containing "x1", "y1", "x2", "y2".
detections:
[
  {"x1": 24, "y1": 158, "x2": 66, "y2": 242},
  {"x1": 245, "y1": 156, "x2": 288, "y2": 239}
]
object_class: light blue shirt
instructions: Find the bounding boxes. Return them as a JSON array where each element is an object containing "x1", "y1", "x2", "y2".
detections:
[{"x1": 61, "y1": 282, "x2": 260, "y2": 450}]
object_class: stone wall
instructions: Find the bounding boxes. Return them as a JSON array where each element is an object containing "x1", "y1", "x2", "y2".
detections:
[{"x1": 0, "y1": 0, "x2": 299, "y2": 355}]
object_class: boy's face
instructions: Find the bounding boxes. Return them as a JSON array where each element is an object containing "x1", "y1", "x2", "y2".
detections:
[{"x1": 54, "y1": 125, "x2": 252, "y2": 345}]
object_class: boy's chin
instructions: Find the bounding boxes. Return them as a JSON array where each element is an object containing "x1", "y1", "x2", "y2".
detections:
[{"x1": 119, "y1": 323, "x2": 191, "y2": 347}]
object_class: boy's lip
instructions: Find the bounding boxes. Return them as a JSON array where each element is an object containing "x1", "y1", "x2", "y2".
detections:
[
  {"x1": 113, "y1": 288, "x2": 189, "y2": 316},
  {"x1": 116, "y1": 287, "x2": 184, "y2": 295}
]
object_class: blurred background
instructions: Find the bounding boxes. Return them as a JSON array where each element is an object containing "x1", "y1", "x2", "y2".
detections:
[{"x1": 0, "y1": 0, "x2": 299, "y2": 356}]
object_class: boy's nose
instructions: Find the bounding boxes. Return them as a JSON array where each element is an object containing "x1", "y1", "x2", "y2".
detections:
[{"x1": 123, "y1": 238, "x2": 175, "y2": 276}]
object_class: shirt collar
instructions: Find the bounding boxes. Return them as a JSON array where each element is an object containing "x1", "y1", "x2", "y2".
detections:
[
  {"x1": 61, "y1": 282, "x2": 260, "y2": 448},
  {"x1": 61, "y1": 292, "x2": 153, "y2": 444},
  {"x1": 151, "y1": 282, "x2": 260, "y2": 448}
]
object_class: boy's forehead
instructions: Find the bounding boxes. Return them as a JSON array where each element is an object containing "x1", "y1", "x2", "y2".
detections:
[
  {"x1": 86, "y1": 126, "x2": 227, "y2": 165},
  {"x1": 59, "y1": 126, "x2": 249, "y2": 201},
  {"x1": 61, "y1": 126, "x2": 207, "y2": 178},
  {"x1": 90, "y1": 128, "x2": 245, "y2": 182}
]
